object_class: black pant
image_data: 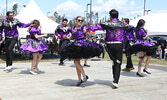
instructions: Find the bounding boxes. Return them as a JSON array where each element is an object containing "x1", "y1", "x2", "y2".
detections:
[
  {"x1": 125, "y1": 41, "x2": 133, "y2": 68},
  {"x1": 101, "y1": 45, "x2": 105, "y2": 58},
  {"x1": 59, "y1": 39, "x2": 70, "y2": 63},
  {"x1": 106, "y1": 43, "x2": 123, "y2": 84},
  {"x1": 5, "y1": 37, "x2": 18, "y2": 67}
]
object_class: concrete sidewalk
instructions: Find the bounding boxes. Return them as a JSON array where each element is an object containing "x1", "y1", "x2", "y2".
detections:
[{"x1": 0, "y1": 61, "x2": 167, "y2": 100}]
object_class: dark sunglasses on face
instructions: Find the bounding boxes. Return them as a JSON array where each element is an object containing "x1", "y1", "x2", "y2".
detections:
[{"x1": 77, "y1": 19, "x2": 83, "y2": 22}]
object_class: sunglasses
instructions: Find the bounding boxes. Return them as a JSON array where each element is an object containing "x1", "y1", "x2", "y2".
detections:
[{"x1": 77, "y1": 19, "x2": 83, "y2": 22}]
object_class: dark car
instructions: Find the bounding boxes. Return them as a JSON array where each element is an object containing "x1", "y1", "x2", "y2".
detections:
[
  {"x1": 152, "y1": 36, "x2": 167, "y2": 47},
  {"x1": 152, "y1": 36, "x2": 167, "y2": 58},
  {"x1": 147, "y1": 37, "x2": 157, "y2": 44}
]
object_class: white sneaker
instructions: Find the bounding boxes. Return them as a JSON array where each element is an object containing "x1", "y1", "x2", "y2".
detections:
[
  {"x1": 30, "y1": 71, "x2": 38, "y2": 75},
  {"x1": 7, "y1": 66, "x2": 13, "y2": 70},
  {"x1": 3, "y1": 67, "x2": 9, "y2": 71},
  {"x1": 112, "y1": 82, "x2": 119, "y2": 88}
]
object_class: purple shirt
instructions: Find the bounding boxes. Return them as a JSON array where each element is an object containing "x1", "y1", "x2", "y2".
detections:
[
  {"x1": 72, "y1": 26, "x2": 86, "y2": 40},
  {"x1": 87, "y1": 18, "x2": 125, "y2": 42},
  {"x1": 0, "y1": 18, "x2": 31, "y2": 37},
  {"x1": 55, "y1": 24, "x2": 71, "y2": 40},
  {"x1": 136, "y1": 28, "x2": 147, "y2": 40},
  {"x1": 135, "y1": 27, "x2": 155, "y2": 46},
  {"x1": 124, "y1": 25, "x2": 135, "y2": 41},
  {"x1": 29, "y1": 27, "x2": 41, "y2": 40}
]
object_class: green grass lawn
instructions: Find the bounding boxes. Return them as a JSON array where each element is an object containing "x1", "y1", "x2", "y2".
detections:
[
  {"x1": 0, "y1": 53, "x2": 166, "y2": 68},
  {"x1": 103, "y1": 52, "x2": 167, "y2": 67}
]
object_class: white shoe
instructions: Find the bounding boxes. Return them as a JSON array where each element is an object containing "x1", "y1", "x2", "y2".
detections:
[
  {"x1": 7, "y1": 66, "x2": 13, "y2": 70},
  {"x1": 3, "y1": 67, "x2": 9, "y2": 71},
  {"x1": 112, "y1": 82, "x2": 119, "y2": 88},
  {"x1": 30, "y1": 71, "x2": 38, "y2": 75}
]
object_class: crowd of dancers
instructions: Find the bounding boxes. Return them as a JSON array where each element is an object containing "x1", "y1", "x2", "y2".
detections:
[{"x1": 0, "y1": 9, "x2": 157, "y2": 88}]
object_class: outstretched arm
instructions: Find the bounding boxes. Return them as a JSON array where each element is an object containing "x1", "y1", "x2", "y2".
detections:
[
  {"x1": 34, "y1": 33, "x2": 47, "y2": 39},
  {"x1": 17, "y1": 19, "x2": 32, "y2": 28},
  {"x1": 19, "y1": 22, "x2": 31, "y2": 28},
  {"x1": 86, "y1": 24, "x2": 104, "y2": 32}
]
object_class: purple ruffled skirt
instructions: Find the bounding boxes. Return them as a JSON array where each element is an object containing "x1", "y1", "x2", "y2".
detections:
[{"x1": 20, "y1": 39, "x2": 48, "y2": 54}]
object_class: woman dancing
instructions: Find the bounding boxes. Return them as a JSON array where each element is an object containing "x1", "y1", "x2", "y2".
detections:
[
  {"x1": 128, "y1": 19, "x2": 157, "y2": 77},
  {"x1": 59, "y1": 16, "x2": 102, "y2": 86},
  {"x1": 20, "y1": 20, "x2": 48, "y2": 75}
]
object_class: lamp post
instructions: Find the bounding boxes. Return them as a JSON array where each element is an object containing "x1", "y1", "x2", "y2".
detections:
[
  {"x1": 84, "y1": 10, "x2": 87, "y2": 19},
  {"x1": 47, "y1": 12, "x2": 50, "y2": 16},
  {"x1": 143, "y1": 0, "x2": 146, "y2": 16},
  {"x1": 145, "y1": 10, "x2": 151, "y2": 15},
  {"x1": 90, "y1": 0, "x2": 92, "y2": 25},
  {"x1": 86, "y1": 4, "x2": 90, "y2": 24},
  {"x1": 87, "y1": 4, "x2": 90, "y2": 13},
  {"x1": 23, "y1": 5, "x2": 26, "y2": 8},
  {"x1": 143, "y1": 0, "x2": 151, "y2": 15},
  {"x1": 6, "y1": 0, "x2": 8, "y2": 14}
]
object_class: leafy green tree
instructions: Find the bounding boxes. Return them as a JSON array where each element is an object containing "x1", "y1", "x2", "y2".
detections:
[
  {"x1": 54, "y1": 11, "x2": 58, "y2": 23},
  {"x1": 12, "y1": 3, "x2": 18, "y2": 16}
]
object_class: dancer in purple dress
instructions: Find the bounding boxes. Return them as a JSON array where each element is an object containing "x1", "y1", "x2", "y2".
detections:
[
  {"x1": 20, "y1": 20, "x2": 48, "y2": 75},
  {"x1": 59, "y1": 16, "x2": 102, "y2": 86},
  {"x1": 128, "y1": 19, "x2": 157, "y2": 77},
  {"x1": 0, "y1": 11, "x2": 31, "y2": 71}
]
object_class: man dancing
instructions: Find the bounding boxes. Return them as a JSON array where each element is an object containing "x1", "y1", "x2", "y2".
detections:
[
  {"x1": 55, "y1": 19, "x2": 71, "y2": 65},
  {"x1": 122, "y1": 18, "x2": 135, "y2": 71},
  {"x1": 88, "y1": 9, "x2": 126, "y2": 88},
  {"x1": 0, "y1": 11, "x2": 31, "y2": 71}
]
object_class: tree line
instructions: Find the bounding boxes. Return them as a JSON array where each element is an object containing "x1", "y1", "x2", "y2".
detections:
[{"x1": 11, "y1": 3, "x2": 109, "y2": 27}]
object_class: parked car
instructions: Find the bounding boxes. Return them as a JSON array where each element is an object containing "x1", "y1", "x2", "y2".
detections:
[
  {"x1": 152, "y1": 36, "x2": 167, "y2": 47},
  {"x1": 147, "y1": 37, "x2": 157, "y2": 44},
  {"x1": 151, "y1": 36, "x2": 167, "y2": 58}
]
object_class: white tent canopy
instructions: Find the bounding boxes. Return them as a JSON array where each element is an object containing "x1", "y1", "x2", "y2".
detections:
[
  {"x1": 15, "y1": 0, "x2": 58, "y2": 38},
  {"x1": 130, "y1": 13, "x2": 167, "y2": 36}
]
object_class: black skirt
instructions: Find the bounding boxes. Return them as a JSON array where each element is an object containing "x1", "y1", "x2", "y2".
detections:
[{"x1": 59, "y1": 39, "x2": 103, "y2": 59}]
